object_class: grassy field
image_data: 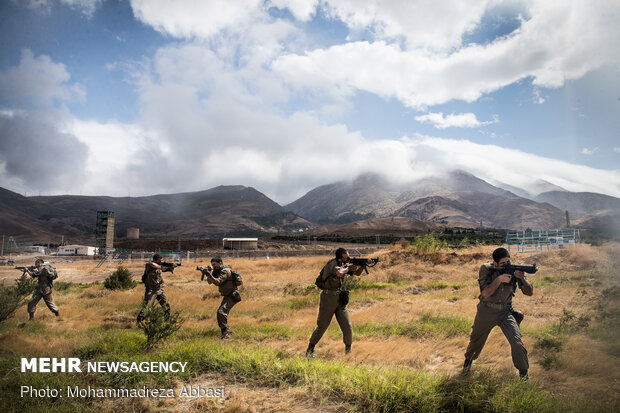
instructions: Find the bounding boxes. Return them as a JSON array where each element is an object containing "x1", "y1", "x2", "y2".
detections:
[{"x1": 0, "y1": 243, "x2": 618, "y2": 412}]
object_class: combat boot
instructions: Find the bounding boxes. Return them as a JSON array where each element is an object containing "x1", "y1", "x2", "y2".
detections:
[
  {"x1": 305, "y1": 343, "x2": 315, "y2": 358},
  {"x1": 28, "y1": 312, "x2": 34, "y2": 321},
  {"x1": 461, "y1": 358, "x2": 472, "y2": 375},
  {"x1": 345, "y1": 344, "x2": 351, "y2": 354},
  {"x1": 519, "y1": 369, "x2": 529, "y2": 381}
]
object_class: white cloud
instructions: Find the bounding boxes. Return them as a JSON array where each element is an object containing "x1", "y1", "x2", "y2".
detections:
[
  {"x1": 581, "y1": 147, "x2": 598, "y2": 155},
  {"x1": 0, "y1": 49, "x2": 84, "y2": 106},
  {"x1": 415, "y1": 112, "x2": 498, "y2": 129},
  {"x1": 130, "y1": 0, "x2": 265, "y2": 39},
  {"x1": 272, "y1": 1, "x2": 620, "y2": 108},
  {"x1": 270, "y1": 0, "x2": 318, "y2": 22}
]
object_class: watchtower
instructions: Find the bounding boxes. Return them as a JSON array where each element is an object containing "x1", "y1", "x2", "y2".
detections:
[{"x1": 95, "y1": 211, "x2": 115, "y2": 254}]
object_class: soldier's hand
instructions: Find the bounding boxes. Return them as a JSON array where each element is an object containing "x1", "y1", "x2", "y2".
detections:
[
  {"x1": 498, "y1": 273, "x2": 513, "y2": 284},
  {"x1": 513, "y1": 270, "x2": 525, "y2": 279}
]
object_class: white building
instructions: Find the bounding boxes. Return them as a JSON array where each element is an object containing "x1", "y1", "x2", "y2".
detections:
[
  {"x1": 222, "y1": 238, "x2": 258, "y2": 250},
  {"x1": 57, "y1": 245, "x2": 96, "y2": 256},
  {"x1": 24, "y1": 246, "x2": 47, "y2": 254}
]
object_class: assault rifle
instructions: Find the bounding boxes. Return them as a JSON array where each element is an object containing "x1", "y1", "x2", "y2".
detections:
[
  {"x1": 196, "y1": 266, "x2": 212, "y2": 281},
  {"x1": 347, "y1": 257, "x2": 380, "y2": 274},
  {"x1": 15, "y1": 266, "x2": 36, "y2": 273},
  {"x1": 161, "y1": 262, "x2": 181, "y2": 273},
  {"x1": 490, "y1": 263, "x2": 537, "y2": 288}
]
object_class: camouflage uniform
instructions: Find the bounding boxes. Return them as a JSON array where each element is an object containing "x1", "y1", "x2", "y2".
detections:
[
  {"x1": 464, "y1": 263, "x2": 529, "y2": 371},
  {"x1": 137, "y1": 263, "x2": 170, "y2": 322},
  {"x1": 309, "y1": 258, "x2": 352, "y2": 347},
  {"x1": 212, "y1": 266, "x2": 241, "y2": 337},
  {"x1": 28, "y1": 264, "x2": 59, "y2": 318}
]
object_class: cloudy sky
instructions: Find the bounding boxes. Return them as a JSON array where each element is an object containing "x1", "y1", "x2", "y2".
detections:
[{"x1": 0, "y1": 0, "x2": 619, "y2": 204}]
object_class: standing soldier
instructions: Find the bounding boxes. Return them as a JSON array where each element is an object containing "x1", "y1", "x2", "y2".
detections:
[
  {"x1": 462, "y1": 247, "x2": 534, "y2": 380},
  {"x1": 137, "y1": 253, "x2": 177, "y2": 323},
  {"x1": 305, "y1": 248, "x2": 365, "y2": 357},
  {"x1": 24, "y1": 258, "x2": 59, "y2": 320},
  {"x1": 199, "y1": 257, "x2": 242, "y2": 340}
]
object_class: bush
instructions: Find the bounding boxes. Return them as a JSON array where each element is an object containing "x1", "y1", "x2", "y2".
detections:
[
  {"x1": 411, "y1": 233, "x2": 447, "y2": 253},
  {"x1": 137, "y1": 303, "x2": 184, "y2": 349},
  {"x1": 104, "y1": 266, "x2": 137, "y2": 290},
  {"x1": 0, "y1": 274, "x2": 37, "y2": 322}
]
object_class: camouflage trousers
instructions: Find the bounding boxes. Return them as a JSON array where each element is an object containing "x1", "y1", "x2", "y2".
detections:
[
  {"x1": 464, "y1": 301, "x2": 529, "y2": 371},
  {"x1": 28, "y1": 288, "x2": 58, "y2": 317},
  {"x1": 137, "y1": 289, "x2": 170, "y2": 322},
  {"x1": 309, "y1": 290, "x2": 352, "y2": 346},
  {"x1": 217, "y1": 294, "x2": 239, "y2": 334}
]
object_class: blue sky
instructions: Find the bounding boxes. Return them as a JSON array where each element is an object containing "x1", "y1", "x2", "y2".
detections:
[{"x1": 0, "y1": 0, "x2": 618, "y2": 203}]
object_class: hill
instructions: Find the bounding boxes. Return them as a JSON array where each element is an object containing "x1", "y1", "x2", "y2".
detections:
[{"x1": 0, "y1": 186, "x2": 312, "y2": 242}]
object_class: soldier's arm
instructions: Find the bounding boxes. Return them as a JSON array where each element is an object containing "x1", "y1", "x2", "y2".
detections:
[
  {"x1": 149, "y1": 262, "x2": 168, "y2": 271},
  {"x1": 208, "y1": 269, "x2": 230, "y2": 286},
  {"x1": 514, "y1": 270, "x2": 534, "y2": 296},
  {"x1": 479, "y1": 265, "x2": 512, "y2": 299}
]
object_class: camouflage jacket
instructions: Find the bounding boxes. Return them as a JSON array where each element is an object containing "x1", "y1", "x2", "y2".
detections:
[
  {"x1": 212, "y1": 266, "x2": 236, "y2": 297},
  {"x1": 143, "y1": 263, "x2": 164, "y2": 292},
  {"x1": 31, "y1": 264, "x2": 57, "y2": 293}
]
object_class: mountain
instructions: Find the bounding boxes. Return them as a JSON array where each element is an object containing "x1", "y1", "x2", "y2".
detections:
[
  {"x1": 534, "y1": 191, "x2": 620, "y2": 214},
  {"x1": 286, "y1": 170, "x2": 517, "y2": 224},
  {"x1": 394, "y1": 192, "x2": 565, "y2": 229},
  {"x1": 1, "y1": 186, "x2": 313, "y2": 242},
  {"x1": 286, "y1": 171, "x2": 563, "y2": 229}
]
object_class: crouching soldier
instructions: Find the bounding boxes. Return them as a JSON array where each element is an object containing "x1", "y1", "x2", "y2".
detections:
[
  {"x1": 199, "y1": 257, "x2": 242, "y2": 340},
  {"x1": 24, "y1": 258, "x2": 59, "y2": 320},
  {"x1": 137, "y1": 253, "x2": 177, "y2": 323}
]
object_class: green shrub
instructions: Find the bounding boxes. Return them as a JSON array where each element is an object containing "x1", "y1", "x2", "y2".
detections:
[
  {"x1": 104, "y1": 266, "x2": 137, "y2": 290},
  {"x1": 0, "y1": 274, "x2": 37, "y2": 322},
  {"x1": 137, "y1": 303, "x2": 184, "y2": 349},
  {"x1": 411, "y1": 233, "x2": 447, "y2": 253}
]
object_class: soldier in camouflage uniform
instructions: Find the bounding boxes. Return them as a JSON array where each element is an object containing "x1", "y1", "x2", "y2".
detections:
[
  {"x1": 200, "y1": 256, "x2": 242, "y2": 340},
  {"x1": 137, "y1": 253, "x2": 177, "y2": 323},
  {"x1": 24, "y1": 258, "x2": 59, "y2": 320},
  {"x1": 305, "y1": 248, "x2": 365, "y2": 357},
  {"x1": 462, "y1": 247, "x2": 534, "y2": 380}
]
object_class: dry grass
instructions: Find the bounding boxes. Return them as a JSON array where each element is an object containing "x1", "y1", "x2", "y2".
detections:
[{"x1": 1, "y1": 242, "x2": 618, "y2": 410}]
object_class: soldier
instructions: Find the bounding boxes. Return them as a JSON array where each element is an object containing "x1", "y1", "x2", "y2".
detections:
[
  {"x1": 199, "y1": 257, "x2": 242, "y2": 340},
  {"x1": 462, "y1": 247, "x2": 534, "y2": 380},
  {"x1": 305, "y1": 248, "x2": 366, "y2": 357},
  {"x1": 24, "y1": 258, "x2": 59, "y2": 320},
  {"x1": 136, "y1": 253, "x2": 177, "y2": 323}
]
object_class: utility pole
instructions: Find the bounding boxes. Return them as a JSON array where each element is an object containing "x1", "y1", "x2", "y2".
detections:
[
  {"x1": 1, "y1": 235, "x2": 4, "y2": 257},
  {"x1": 565, "y1": 210, "x2": 571, "y2": 228}
]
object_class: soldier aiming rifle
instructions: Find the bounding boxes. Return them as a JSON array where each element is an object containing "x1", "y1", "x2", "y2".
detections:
[
  {"x1": 19, "y1": 258, "x2": 59, "y2": 320},
  {"x1": 137, "y1": 254, "x2": 179, "y2": 323},
  {"x1": 462, "y1": 247, "x2": 535, "y2": 380}
]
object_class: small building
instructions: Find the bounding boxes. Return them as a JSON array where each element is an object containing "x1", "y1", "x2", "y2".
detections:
[
  {"x1": 223, "y1": 238, "x2": 258, "y2": 250},
  {"x1": 126, "y1": 227, "x2": 140, "y2": 239},
  {"x1": 57, "y1": 245, "x2": 97, "y2": 256},
  {"x1": 24, "y1": 245, "x2": 47, "y2": 254}
]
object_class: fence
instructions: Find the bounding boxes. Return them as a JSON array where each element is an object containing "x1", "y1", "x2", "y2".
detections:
[{"x1": 506, "y1": 229, "x2": 581, "y2": 253}]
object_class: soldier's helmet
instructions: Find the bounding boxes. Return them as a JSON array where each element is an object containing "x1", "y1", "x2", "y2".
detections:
[{"x1": 35, "y1": 258, "x2": 45, "y2": 266}]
